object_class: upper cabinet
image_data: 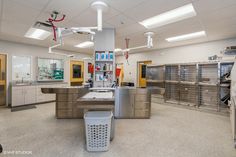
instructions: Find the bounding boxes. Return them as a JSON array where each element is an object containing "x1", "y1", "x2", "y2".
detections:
[{"x1": 12, "y1": 55, "x2": 32, "y2": 81}]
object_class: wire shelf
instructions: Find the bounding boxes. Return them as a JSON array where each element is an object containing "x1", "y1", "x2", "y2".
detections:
[
  {"x1": 179, "y1": 84, "x2": 197, "y2": 106},
  {"x1": 165, "y1": 83, "x2": 179, "y2": 103},
  {"x1": 198, "y1": 63, "x2": 218, "y2": 84},
  {"x1": 199, "y1": 85, "x2": 219, "y2": 110},
  {"x1": 165, "y1": 65, "x2": 179, "y2": 81},
  {"x1": 180, "y1": 64, "x2": 197, "y2": 82}
]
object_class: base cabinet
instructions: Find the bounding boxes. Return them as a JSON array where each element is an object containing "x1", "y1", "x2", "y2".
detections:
[
  {"x1": 11, "y1": 83, "x2": 67, "y2": 107},
  {"x1": 12, "y1": 87, "x2": 25, "y2": 106},
  {"x1": 24, "y1": 86, "x2": 36, "y2": 105},
  {"x1": 115, "y1": 88, "x2": 151, "y2": 119}
]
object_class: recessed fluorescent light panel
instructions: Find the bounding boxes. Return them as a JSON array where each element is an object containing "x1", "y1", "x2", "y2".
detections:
[
  {"x1": 139, "y1": 3, "x2": 196, "y2": 29},
  {"x1": 166, "y1": 31, "x2": 206, "y2": 42},
  {"x1": 74, "y1": 41, "x2": 94, "y2": 48},
  {"x1": 24, "y1": 27, "x2": 51, "y2": 40}
]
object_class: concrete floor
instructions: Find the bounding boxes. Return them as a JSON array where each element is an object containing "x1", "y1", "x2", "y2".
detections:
[{"x1": 0, "y1": 102, "x2": 236, "y2": 157}]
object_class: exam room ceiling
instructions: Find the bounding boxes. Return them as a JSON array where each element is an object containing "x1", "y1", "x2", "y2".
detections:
[{"x1": 0, "y1": 0, "x2": 236, "y2": 55}]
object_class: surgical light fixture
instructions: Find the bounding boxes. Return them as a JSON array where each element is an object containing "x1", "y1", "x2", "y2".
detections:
[
  {"x1": 24, "y1": 27, "x2": 51, "y2": 40},
  {"x1": 139, "y1": 3, "x2": 196, "y2": 29},
  {"x1": 74, "y1": 41, "x2": 94, "y2": 48},
  {"x1": 166, "y1": 31, "x2": 206, "y2": 42}
]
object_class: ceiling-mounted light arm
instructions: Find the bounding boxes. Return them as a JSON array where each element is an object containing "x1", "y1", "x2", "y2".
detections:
[
  {"x1": 145, "y1": 32, "x2": 154, "y2": 48},
  {"x1": 91, "y1": 1, "x2": 108, "y2": 31},
  {"x1": 49, "y1": 43, "x2": 62, "y2": 53},
  {"x1": 115, "y1": 32, "x2": 155, "y2": 53},
  {"x1": 49, "y1": 43, "x2": 74, "y2": 57}
]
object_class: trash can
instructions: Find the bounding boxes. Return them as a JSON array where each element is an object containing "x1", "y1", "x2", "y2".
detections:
[{"x1": 84, "y1": 111, "x2": 113, "y2": 152}]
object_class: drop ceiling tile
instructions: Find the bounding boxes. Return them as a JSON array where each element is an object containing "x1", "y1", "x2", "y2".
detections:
[
  {"x1": 107, "y1": 0, "x2": 147, "y2": 12},
  {"x1": 198, "y1": 4, "x2": 236, "y2": 25},
  {"x1": 103, "y1": 22, "x2": 115, "y2": 29},
  {"x1": 203, "y1": 16, "x2": 236, "y2": 31},
  {"x1": 105, "y1": 13, "x2": 136, "y2": 28},
  {"x1": 207, "y1": 31, "x2": 236, "y2": 42},
  {"x1": 70, "y1": 10, "x2": 97, "y2": 27},
  {"x1": 1, "y1": 19, "x2": 36, "y2": 37},
  {"x1": 70, "y1": 7, "x2": 119, "y2": 27},
  {"x1": 150, "y1": 17, "x2": 203, "y2": 37},
  {"x1": 193, "y1": 0, "x2": 236, "y2": 15},
  {"x1": 44, "y1": 0, "x2": 91, "y2": 21},
  {"x1": 7, "y1": 0, "x2": 51, "y2": 11},
  {"x1": 116, "y1": 23, "x2": 146, "y2": 37},
  {"x1": 123, "y1": 0, "x2": 191, "y2": 22},
  {"x1": 2, "y1": 0, "x2": 41, "y2": 25}
]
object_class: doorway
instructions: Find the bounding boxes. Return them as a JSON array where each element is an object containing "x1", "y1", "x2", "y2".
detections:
[
  {"x1": 70, "y1": 60, "x2": 84, "y2": 86},
  {"x1": 138, "y1": 61, "x2": 152, "y2": 87},
  {"x1": 0, "y1": 54, "x2": 7, "y2": 106}
]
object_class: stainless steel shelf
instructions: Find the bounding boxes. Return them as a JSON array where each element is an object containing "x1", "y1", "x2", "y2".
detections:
[
  {"x1": 198, "y1": 82, "x2": 218, "y2": 86},
  {"x1": 180, "y1": 81, "x2": 196, "y2": 85},
  {"x1": 165, "y1": 80, "x2": 179, "y2": 83},
  {"x1": 146, "y1": 80, "x2": 164, "y2": 83}
]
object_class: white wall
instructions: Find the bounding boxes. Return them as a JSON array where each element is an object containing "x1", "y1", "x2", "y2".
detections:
[
  {"x1": 0, "y1": 40, "x2": 92, "y2": 82},
  {"x1": 0, "y1": 40, "x2": 92, "y2": 104},
  {"x1": 116, "y1": 38, "x2": 236, "y2": 86}
]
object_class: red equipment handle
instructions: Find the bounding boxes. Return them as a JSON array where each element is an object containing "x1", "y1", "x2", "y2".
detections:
[{"x1": 48, "y1": 15, "x2": 66, "y2": 41}]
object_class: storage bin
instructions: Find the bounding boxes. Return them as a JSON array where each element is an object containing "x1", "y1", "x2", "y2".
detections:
[{"x1": 84, "y1": 111, "x2": 113, "y2": 152}]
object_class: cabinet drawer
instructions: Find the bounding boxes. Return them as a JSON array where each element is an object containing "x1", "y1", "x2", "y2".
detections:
[
  {"x1": 135, "y1": 94, "x2": 150, "y2": 102},
  {"x1": 56, "y1": 94, "x2": 78, "y2": 102},
  {"x1": 134, "y1": 109, "x2": 150, "y2": 118},
  {"x1": 135, "y1": 101, "x2": 150, "y2": 109},
  {"x1": 57, "y1": 110, "x2": 73, "y2": 118},
  {"x1": 57, "y1": 102, "x2": 73, "y2": 110},
  {"x1": 73, "y1": 108, "x2": 84, "y2": 118}
]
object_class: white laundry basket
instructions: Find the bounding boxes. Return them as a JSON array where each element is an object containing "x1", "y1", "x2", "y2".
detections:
[{"x1": 84, "y1": 111, "x2": 113, "y2": 152}]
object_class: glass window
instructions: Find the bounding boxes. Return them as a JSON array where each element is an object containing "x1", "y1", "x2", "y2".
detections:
[
  {"x1": 141, "y1": 65, "x2": 147, "y2": 78},
  {"x1": 12, "y1": 56, "x2": 31, "y2": 81},
  {"x1": 73, "y1": 64, "x2": 82, "y2": 78}
]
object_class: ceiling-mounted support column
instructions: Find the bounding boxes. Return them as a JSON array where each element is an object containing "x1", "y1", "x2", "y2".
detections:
[{"x1": 91, "y1": 1, "x2": 108, "y2": 31}]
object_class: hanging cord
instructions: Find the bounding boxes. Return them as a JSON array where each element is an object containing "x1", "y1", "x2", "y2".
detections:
[
  {"x1": 125, "y1": 38, "x2": 130, "y2": 65},
  {"x1": 48, "y1": 13, "x2": 66, "y2": 41}
]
